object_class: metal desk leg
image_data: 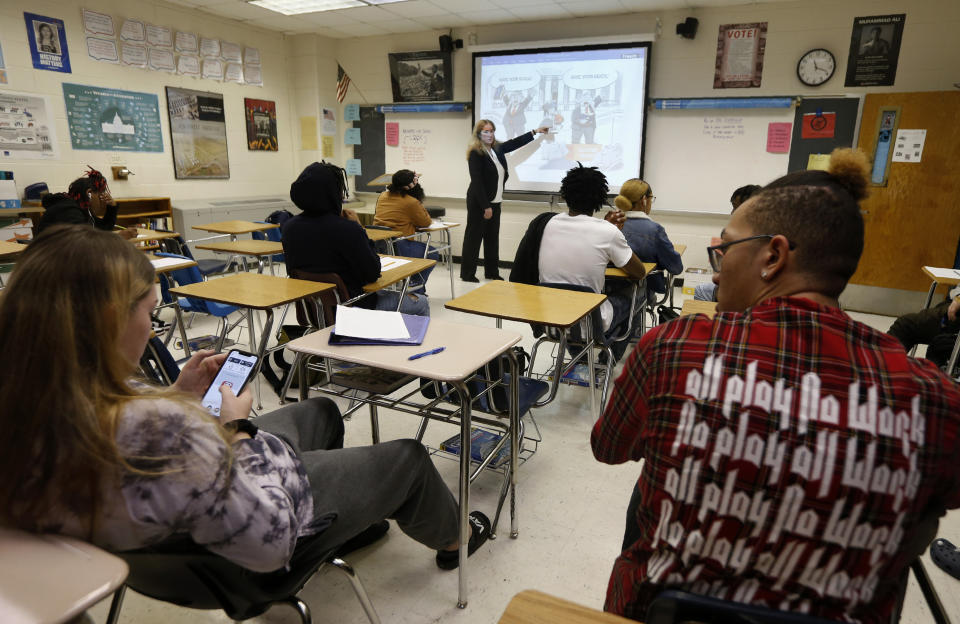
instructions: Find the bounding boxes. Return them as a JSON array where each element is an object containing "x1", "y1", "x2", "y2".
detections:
[
  {"x1": 174, "y1": 302, "x2": 192, "y2": 357},
  {"x1": 452, "y1": 380, "x2": 472, "y2": 609},
  {"x1": 252, "y1": 309, "x2": 274, "y2": 410},
  {"x1": 446, "y1": 228, "x2": 455, "y2": 299},
  {"x1": 369, "y1": 404, "x2": 381, "y2": 444},
  {"x1": 586, "y1": 320, "x2": 598, "y2": 418},
  {"x1": 947, "y1": 334, "x2": 960, "y2": 379},
  {"x1": 505, "y1": 349, "x2": 520, "y2": 539}
]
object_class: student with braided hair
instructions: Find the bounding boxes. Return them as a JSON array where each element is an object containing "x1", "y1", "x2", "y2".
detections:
[{"x1": 38, "y1": 167, "x2": 138, "y2": 239}]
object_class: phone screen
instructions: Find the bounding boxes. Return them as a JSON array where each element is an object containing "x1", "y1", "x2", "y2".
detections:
[{"x1": 201, "y1": 351, "x2": 259, "y2": 417}]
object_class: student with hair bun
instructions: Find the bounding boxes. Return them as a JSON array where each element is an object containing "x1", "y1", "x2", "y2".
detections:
[
  {"x1": 613, "y1": 179, "x2": 683, "y2": 301},
  {"x1": 593, "y1": 148, "x2": 960, "y2": 622}
]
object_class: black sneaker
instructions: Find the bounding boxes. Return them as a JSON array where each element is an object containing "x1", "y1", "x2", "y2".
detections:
[
  {"x1": 435, "y1": 511, "x2": 490, "y2": 570},
  {"x1": 931, "y1": 538, "x2": 960, "y2": 580},
  {"x1": 461, "y1": 275, "x2": 480, "y2": 283},
  {"x1": 334, "y1": 520, "x2": 389, "y2": 558},
  {"x1": 485, "y1": 275, "x2": 504, "y2": 281}
]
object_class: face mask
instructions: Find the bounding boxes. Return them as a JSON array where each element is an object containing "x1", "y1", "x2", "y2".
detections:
[{"x1": 480, "y1": 130, "x2": 494, "y2": 144}]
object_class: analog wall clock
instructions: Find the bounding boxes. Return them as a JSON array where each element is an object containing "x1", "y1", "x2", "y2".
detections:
[{"x1": 797, "y1": 48, "x2": 836, "y2": 86}]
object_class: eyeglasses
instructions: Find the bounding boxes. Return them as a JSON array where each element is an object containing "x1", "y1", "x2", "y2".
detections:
[{"x1": 706, "y1": 234, "x2": 795, "y2": 272}]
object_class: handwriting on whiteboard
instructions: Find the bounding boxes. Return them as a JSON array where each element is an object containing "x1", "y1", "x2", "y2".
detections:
[{"x1": 703, "y1": 116, "x2": 745, "y2": 140}]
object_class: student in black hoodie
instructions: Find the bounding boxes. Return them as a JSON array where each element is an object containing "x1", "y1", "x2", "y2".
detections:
[
  {"x1": 37, "y1": 168, "x2": 137, "y2": 239},
  {"x1": 282, "y1": 161, "x2": 429, "y2": 315}
]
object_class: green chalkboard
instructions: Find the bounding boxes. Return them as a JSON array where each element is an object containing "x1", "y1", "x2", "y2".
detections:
[{"x1": 62, "y1": 83, "x2": 164, "y2": 152}]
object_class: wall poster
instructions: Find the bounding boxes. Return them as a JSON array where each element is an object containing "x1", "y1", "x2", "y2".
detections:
[
  {"x1": 844, "y1": 14, "x2": 905, "y2": 87},
  {"x1": 165, "y1": 86, "x2": 229, "y2": 179},
  {"x1": 24, "y1": 12, "x2": 71, "y2": 73},
  {"x1": 0, "y1": 91, "x2": 58, "y2": 159},
  {"x1": 713, "y1": 22, "x2": 767, "y2": 88},
  {"x1": 62, "y1": 83, "x2": 163, "y2": 152},
  {"x1": 244, "y1": 98, "x2": 277, "y2": 151},
  {"x1": 388, "y1": 50, "x2": 452, "y2": 102}
]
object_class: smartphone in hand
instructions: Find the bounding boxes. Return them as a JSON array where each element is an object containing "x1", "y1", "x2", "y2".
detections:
[{"x1": 200, "y1": 350, "x2": 259, "y2": 417}]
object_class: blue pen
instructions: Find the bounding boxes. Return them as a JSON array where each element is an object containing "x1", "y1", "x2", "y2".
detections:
[{"x1": 409, "y1": 347, "x2": 445, "y2": 360}]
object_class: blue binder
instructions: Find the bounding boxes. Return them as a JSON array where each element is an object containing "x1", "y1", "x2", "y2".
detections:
[{"x1": 328, "y1": 313, "x2": 430, "y2": 346}]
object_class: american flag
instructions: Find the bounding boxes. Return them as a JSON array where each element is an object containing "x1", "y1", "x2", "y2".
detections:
[{"x1": 336, "y1": 64, "x2": 351, "y2": 103}]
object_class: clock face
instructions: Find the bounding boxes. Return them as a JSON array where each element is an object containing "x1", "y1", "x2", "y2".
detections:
[{"x1": 797, "y1": 48, "x2": 836, "y2": 86}]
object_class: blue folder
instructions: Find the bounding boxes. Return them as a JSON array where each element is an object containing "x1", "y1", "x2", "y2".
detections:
[{"x1": 328, "y1": 313, "x2": 430, "y2": 346}]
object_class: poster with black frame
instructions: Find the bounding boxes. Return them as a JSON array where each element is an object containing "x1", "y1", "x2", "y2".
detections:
[
  {"x1": 165, "y1": 86, "x2": 229, "y2": 179},
  {"x1": 844, "y1": 14, "x2": 905, "y2": 87},
  {"x1": 244, "y1": 97, "x2": 277, "y2": 151},
  {"x1": 388, "y1": 51, "x2": 452, "y2": 102}
]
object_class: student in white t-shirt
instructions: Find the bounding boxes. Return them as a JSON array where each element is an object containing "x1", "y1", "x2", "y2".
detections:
[{"x1": 539, "y1": 164, "x2": 647, "y2": 361}]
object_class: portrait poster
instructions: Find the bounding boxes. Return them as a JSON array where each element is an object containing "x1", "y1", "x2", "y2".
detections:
[
  {"x1": 244, "y1": 98, "x2": 277, "y2": 151},
  {"x1": 62, "y1": 83, "x2": 163, "y2": 152},
  {"x1": 0, "y1": 90, "x2": 58, "y2": 160},
  {"x1": 165, "y1": 86, "x2": 229, "y2": 179},
  {"x1": 24, "y1": 13, "x2": 71, "y2": 73},
  {"x1": 844, "y1": 14, "x2": 905, "y2": 87},
  {"x1": 388, "y1": 50, "x2": 452, "y2": 102},
  {"x1": 713, "y1": 22, "x2": 767, "y2": 88},
  {"x1": 0, "y1": 40, "x2": 7, "y2": 84}
]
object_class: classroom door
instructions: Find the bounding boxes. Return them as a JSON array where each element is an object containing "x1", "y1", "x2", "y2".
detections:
[{"x1": 850, "y1": 91, "x2": 960, "y2": 292}]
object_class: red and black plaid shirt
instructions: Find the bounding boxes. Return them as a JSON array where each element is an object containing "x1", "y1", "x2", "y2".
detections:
[{"x1": 592, "y1": 296, "x2": 960, "y2": 622}]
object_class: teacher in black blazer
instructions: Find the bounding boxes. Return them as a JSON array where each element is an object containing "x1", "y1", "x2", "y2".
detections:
[{"x1": 461, "y1": 119, "x2": 548, "y2": 282}]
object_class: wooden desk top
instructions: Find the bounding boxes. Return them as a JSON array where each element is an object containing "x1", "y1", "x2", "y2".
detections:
[
  {"x1": 681, "y1": 299, "x2": 718, "y2": 318},
  {"x1": 150, "y1": 256, "x2": 198, "y2": 274},
  {"x1": 130, "y1": 228, "x2": 181, "y2": 242},
  {"x1": 169, "y1": 273, "x2": 333, "y2": 309},
  {"x1": 286, "y1": 319, "x2": 521, "y2": 382},
  {"x1": 674, "y1": 243, "x2": 687, "y2": 255},
  {"x1": 0, "y1": 528, "x2": 128, "y2": 624},
  {"x1": 446, "y1": 281, "x2": 606, "y2": 328},
  {"x1": 0, "y1": 241, "x2": 26, "y2": 258},
  {"x1": 922, "y1": 266, "x2": 960, "y2": 287},
  {"x1": 192, "y1": 220, "x2": 279, "y2": 235},
  {"x1": 364, "y1": 255, "x2": 437, "y2": 293},
  {"x1": 364, "y1": 227, "x2": 403, "y2": 242},
  {"x1": 605, "y1": 263, "x2": 656, "y2": 279},
  {"x1": 0, "y1": 206, "x2": 43, "y2": 217},
  {"x1": 498, "y1": 590, "x2": 634, "y2": 624},
  {"x1": 196, "y1": 240, "x2": 283, "y2": 256}
]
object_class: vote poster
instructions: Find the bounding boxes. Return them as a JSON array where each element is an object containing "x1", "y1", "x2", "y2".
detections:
[
  {"x1": 24, "y1": 12, "x2": 71, "y2": 73},
  {"x1": 62, "y1": 83, "x2": 164, "y2": 152},
  {"x1": 714, "y1": 22, "x2": 767, "y2": 88},
  {"x1": 166, "y1": 86, "x2": 229, "y2": 179},
  {"x1": 244, "y1": 98, "x2": 277, "y2": 151}
]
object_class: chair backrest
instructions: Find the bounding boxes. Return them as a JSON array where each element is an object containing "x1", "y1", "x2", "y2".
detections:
[
  {"x1": 113, "y1": 533, "x2": 334, "y2": 622},
  {"x1": 287, "y1": 268, "x2": 351, "y2": 328},
  {"x1": 155, "y1": 253, "x2": 237, "y2": 318},
  {"x1": 139, "y1": 335, "x2": 181, "y2": 385},
  {"x1": 645, "y1": 590, "x2": 841, "y2": 624}
]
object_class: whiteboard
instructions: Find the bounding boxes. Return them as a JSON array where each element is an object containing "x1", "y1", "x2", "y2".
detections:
[
  {"x1": 382, "y1": 112, "x2": 474, "y2": 198},
  {"x1": 642, "y1": 107, "x2": 794, "y2": 214}
]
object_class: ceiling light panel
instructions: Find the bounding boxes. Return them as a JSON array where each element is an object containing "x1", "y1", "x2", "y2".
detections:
[{"x1": 248, "y1": 0, "x2": 366, "y2": 16}]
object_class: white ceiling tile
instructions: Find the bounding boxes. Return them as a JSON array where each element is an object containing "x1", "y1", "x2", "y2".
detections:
[
  {"x1": 245, "y1": 14, "x2": 306, "y2": 29},
  {"x1": 298, "y1": 9, "x2": 361, "y2": 25},
  {"x1": 493, "y1": 0, "x2": 562, "y2": 6},
  {"x1": 456, "y1": 8, "x2": 518, "y2": 24},
  {"x1": 334, "y1": 22, "x2": 391, "y2": 35},
  {"x1": 343, "y1": 5, "x2": 397, "y2": 22},
  {"x1": 163, "y1": 0, "x2": 207, "y2": 7},
  {"x1": 417, "y1": 13, "x2": 473, "y2": 28},
  {"x1": 507, "y1": 4, "x2": 573, "y2": 19},
  {"x1": 200, "y1": 2, "x2": 279, "y2": 20},
  {"x1": 379, "y1": 0, "x2": 449, "y2": 18},
  {"x1": 559, "y1": 0, "x2": 627, "y2": 16},
  {"x1": 424, "y1": 0, "x2": 483, "y2": 11},
  {"x1": 381, "y1": 19, "x2": 433, "y2": 33}
]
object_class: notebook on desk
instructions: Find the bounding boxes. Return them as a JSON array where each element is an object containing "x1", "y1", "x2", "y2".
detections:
[{"x1": 329, "y1": 312, "x2": 430, "y2": 346}]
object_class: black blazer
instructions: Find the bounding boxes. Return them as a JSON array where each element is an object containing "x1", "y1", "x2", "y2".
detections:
[{"x1": 466, "y1": 131, "x2": 536, "y2": 211}]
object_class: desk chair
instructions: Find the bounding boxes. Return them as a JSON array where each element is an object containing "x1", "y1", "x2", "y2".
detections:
[
  {"x1": 138, "y1": 335, "x2": 181, "y2": 386},
  {"x1": 251, "y1": 221, "x2": 285, "y2": 270},
  {"x1": 529, "y1": 282, "x2": 615, "y2": 408},
  {"x1": 105, "y1": 531, "x2": 380, "y2": 624},
  {"x1": 157, "y1": 234, "x2": 231, "y2": 278},
  {"x1": 156, "y1": 253, "x2": 245, "y2": 352}
]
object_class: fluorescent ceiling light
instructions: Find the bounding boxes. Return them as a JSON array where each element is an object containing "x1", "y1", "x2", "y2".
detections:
[{"x1": 249, "y1": 0, "x2": 407, "y2": 15}]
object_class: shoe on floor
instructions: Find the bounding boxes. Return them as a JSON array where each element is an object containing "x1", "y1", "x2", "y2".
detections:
[
  {"x1": 436, "y1": 511, "x2": 490, "y2": 570},
  {"x1": 461, "y1": 275, "x2": 480, "y2": 283},
  {"x1": 334, "y1": 520, "x2": 389, "y2": 558},
  {"x1": 931, "y1": 538, "x2": 960, "y2": 580},
  {"x1": 485, "y1": 275, "x2": 504, "y2": 280}
]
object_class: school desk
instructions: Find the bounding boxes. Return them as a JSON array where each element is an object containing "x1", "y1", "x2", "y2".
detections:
[
  {"x1": 196, "y1": 240, "x2": 284, "y2": 274},
  {"x1": 497, "y1": 590, "x2": 634, "y2": 624},
  {"x1": 919, "y1": 266, "x2": 960, "y2": 377}
]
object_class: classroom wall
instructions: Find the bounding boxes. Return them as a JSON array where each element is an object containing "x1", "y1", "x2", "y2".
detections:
[
  {"x1": 0, "y1": 0, "x2": 296, "y2": 201},
  {"x1": 337, "y1": 0, "x2": 960, "y2": 273}
]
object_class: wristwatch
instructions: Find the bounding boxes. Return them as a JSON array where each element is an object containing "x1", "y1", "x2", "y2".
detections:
[{"x1": 224, "y1": 418, "x2": 258, "y2": 439}]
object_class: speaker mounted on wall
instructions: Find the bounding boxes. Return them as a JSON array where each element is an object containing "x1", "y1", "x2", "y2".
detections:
[
  {"x1": 439, "y1": 34, "x2": 463, "y2": 52},
  {"x1": 676, "y1": 17, "x2": 699, "y2": 39}
]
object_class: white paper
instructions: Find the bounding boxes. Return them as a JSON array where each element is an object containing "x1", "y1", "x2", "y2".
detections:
[
  {"x1": 82, "y1": 9, "x2": 115, "y2": 37},
  {"x1": 121, "y1": 43, "x2": 147, "y2": 67},
  {"x1": 150, "y1": 256, "x2": 189, "y2": 270},
  {"x1": 146, "y1": 24, "x2": 173, "y2": 48},
  {"x1": 120, "y1": 19, "x2": 145, "y2": 42},
  {"x1": 892, "y1": 129, "x2": 926, "y2": 163},
  {"x1": 224, "y1": 62, "x2": 244, "y2": 83},
  {"x1": 175, "y1": 31, "x2": 198, "y2": 54},
  {"x1": 243, "y1": 47, "x2": 260, "y2": 65},
  {"x1": 924, "y1": 266, "x2": 960, "y2": 280},
  {"x1": 177, "y1": 54, "x2": 200, "y2": 77},
  {"x1": 420, "y1": 221, "x2": 458, "y2": 230},
  {"x1": 221, "y1": 41, "x2": 242, "y2": 62},
  {"x1": 200, "y1": 37, "x2": 220, "y2": 58},
  {"x1": 380, "y1": 256, "x2": 412, "y2": 271},
  {"x1": 87, "y1": 37, "x2": 119, "y2": 63},
  {"x1": 148, "y1": 48, "x2": 175, "y2": 72},
  {"x1": 201, "y1": 58, "x2": 223, "y2": 81},
  {"x1": 244, "y1": 64, "x2": 262, "y2": 86},
  {"x1": 335, "y1": 305, "x2": 410, "y2": 340}
]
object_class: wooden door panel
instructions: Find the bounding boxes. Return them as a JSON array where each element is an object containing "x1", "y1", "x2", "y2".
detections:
[{"x1": 852, "y1": 91, "x2": 960, "y2": 291}]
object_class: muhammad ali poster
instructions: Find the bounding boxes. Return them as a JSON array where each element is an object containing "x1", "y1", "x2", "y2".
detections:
[
  {"x1": 388, "y1": 51, "x2": 452, "y2": 102},
  {"x1": 844, "y1": 14, "x2": 905, "y2": 87}
]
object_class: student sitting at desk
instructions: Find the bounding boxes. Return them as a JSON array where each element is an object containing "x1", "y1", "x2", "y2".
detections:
[
  {"x1": 283, "y1": 161, "x2": 429, "y2": 316},
  {"x1": 513, "y1": 164, "x2": 647, "y2": 362},
  {"x1": 373, "y1": 169, "x2": 439, "y2": 291},
  {"x1": 887, "y1": 284, "x2": 960, "y2": 369},
  {"x1": 0, "y1": 225, "x2": 489, "y2": 572},
  {"x1": 37, "y1": 166, "x2": 138, "y2": 239},
  {"x1": 694, "y1": 183, "x2": 761, "y2": 302},
  {"x1": 613, "y1": 179, "x2": 683, "y2": 303},
  {"x1": 592, "y1": 149, "x2": 960, "y2": 622}
]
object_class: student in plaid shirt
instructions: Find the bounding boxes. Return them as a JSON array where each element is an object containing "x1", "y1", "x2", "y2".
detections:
[{"x1": 592, "y1": 148, "x2": 960, "y2": 622}]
